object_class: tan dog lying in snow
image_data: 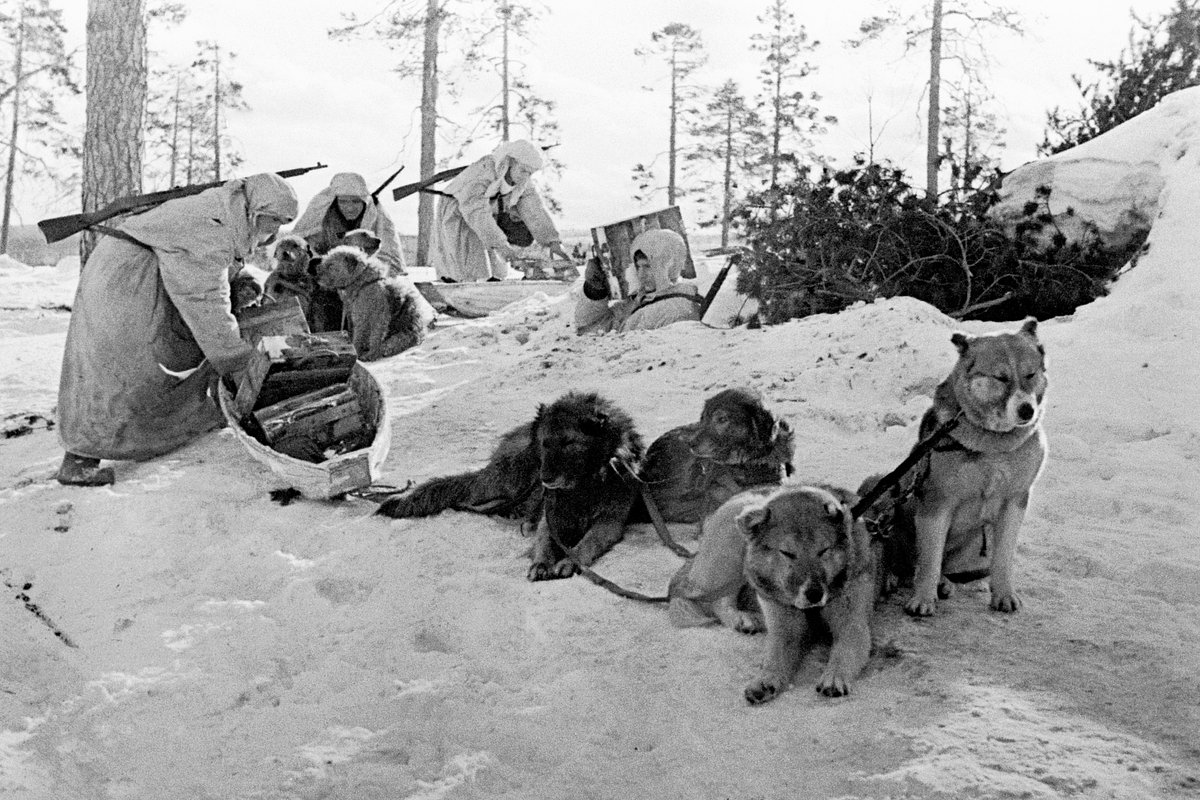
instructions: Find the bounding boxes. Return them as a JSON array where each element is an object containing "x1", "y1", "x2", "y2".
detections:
[{"x1": 669, "y1": 484, "x2": 878, "y2": 703}]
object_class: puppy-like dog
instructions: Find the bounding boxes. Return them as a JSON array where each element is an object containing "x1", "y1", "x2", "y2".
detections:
[
  {"x1": 230, "y1": 268, "x2": 264, "y2": 312},
  {"x1": 633, "y1": 387, "x2": 795, "y2": 524},
  {"x1": 264, "y1": 235, "x2": 317, "y2": 316},
  {"x1": 864, "y1": 318, "x2": 1048, "y2": 616},
  {"x1": 314, "y1": 241, "x2": 435, "y2": 361},
  {"x1": 671, "y1": 484, "x2": 877, "y2": 703},
  {"x1": 376, "y1": 392, "x2": 645, "y2": 581}
]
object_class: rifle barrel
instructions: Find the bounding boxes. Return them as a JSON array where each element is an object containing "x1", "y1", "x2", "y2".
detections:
[{"x1": 36, "y1": 163, "x2": 328, "y2": 244}]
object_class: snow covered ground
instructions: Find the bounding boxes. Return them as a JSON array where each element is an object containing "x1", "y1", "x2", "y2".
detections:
[{"x1": 2, "y1": 97, "x2": 1199, "y2": 797}]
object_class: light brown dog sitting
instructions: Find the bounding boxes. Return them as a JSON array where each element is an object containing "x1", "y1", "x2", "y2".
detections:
[
  {"x1": 861, "y1": 318, "x2": 1048, "y2": 616},
  {"x1": 314, "y1": 238, "x2": 435, "y2": 361}
]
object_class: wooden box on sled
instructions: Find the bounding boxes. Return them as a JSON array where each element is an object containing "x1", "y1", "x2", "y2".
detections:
[
  {"x1": 589, "y1": 205, "x2": 697, "y2": 298},
  {"x1": 221, "y1": 299, "x2": 391, "y2": 497}
]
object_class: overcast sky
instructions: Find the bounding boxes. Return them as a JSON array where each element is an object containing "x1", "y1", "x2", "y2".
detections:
[{"x1": 29, "y1": 0, "x2": 1180, "y2": 235}]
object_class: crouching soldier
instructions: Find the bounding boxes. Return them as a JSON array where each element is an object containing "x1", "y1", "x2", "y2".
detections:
[
  {"x1": 576, "y1": 229, "x2": 701, "y2": 334},
  {"x1": 55, "y1": 173, "x2": 298, "y2": 486}
]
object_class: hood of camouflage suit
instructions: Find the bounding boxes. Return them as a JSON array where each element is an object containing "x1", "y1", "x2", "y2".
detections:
[
  {"x1": 290, "y1": 171, "x2": 379, "y2": 238},
  {"x1": 630, "y1": 228, "x2": 689, "y2": 297},
  {"x1": 121, "y1": 173, "x2": 298, "y2": 260}
]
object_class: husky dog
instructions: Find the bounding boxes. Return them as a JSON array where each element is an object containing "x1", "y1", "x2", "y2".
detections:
[{"x1": 864, "y1": 318, "x2": 1048, "y2": 616}]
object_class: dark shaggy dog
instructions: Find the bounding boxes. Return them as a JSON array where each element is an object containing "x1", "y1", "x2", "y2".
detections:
[
  {"x1": 314, "y1": 243, "x2": 434, "y2": 361},
  {"x1": 376, "y1": 391, "x2": 645, "y2": 581},
  {"x1": 632, "y1": 387, "x2": 795, "y2": 524}
]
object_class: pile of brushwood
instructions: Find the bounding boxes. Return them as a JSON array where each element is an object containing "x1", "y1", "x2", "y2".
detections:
[{"x1": 732, "y1": 158, "x2": 1147, "y2": 324}]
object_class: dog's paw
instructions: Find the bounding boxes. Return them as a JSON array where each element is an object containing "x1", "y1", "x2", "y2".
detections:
[
  {"x1": 990, "y1": 589, "x2": 1022, "y2": 613},
  {"x1": 937, "y1": 577, "x2": 957, "y2": 599},
  {"x1": 744, "y1": 677, "x2": 784, "y2": 705},
  {"x1": 904, "y1": 592, "x2": 938, "y2": 617},
  {"x1": 816, "y1": 669, "x2": 851, "y2": 697},
  {"x1": 552, "y1": 558, "x2": 580, "y2": 579},
  {"x1": 526, "y1": 562, "x2": 559, "y2": 582},
  {"x1": 732, "y1": 612, "x2": 766, "y2": 635}
]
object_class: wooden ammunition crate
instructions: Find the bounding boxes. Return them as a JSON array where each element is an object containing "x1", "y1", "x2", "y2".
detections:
[
  {"x1": 235, "y1": 297, "x2": 311, "y2": 343},
  {"x1": 253, "y1": 331, "x2": 358, "y2": 411},
  {"x1": 589, "y1": 206, "x2": 696, "y2": 298}
]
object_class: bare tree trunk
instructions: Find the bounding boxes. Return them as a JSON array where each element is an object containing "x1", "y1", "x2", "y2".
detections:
[
  {"x1": 186, "y1": 116, "x2": 195, "y2": 184},
  {"x1": 213, "y1": 44, "x2": 222, "y2": 181},
  {"x1": 926, "y1": 0, "x2": 943, "y2": 200},
  {"x1": 500, "y1": 0, "x2": 510, "y2": 141},
  {"x1": 169, "y1": 76, "x2": 181, "y2": 186},
  {"x1": 81, "y1": 0, "x2": 147, "y2": 265},
  {"x1": 963, "y1": 86, "x2": 973, "y2": 194},
  {"x1": 721, "y1": 101, "x2": 733, "y2": 249},
  {"x1": 770, "y1": 51, "x2": 782, "y2": 189},
  {"x1": 1, "y1": 6, "x2": 25, "y2": 255},
  {"x1": 668, "y1": 46, "x2": 677, "y2": 205},
  {"x1": 416, "y1": 0, "x2": 441, "y2": 265}
]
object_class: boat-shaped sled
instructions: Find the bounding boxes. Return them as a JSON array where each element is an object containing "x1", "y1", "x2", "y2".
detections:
[{"x1": 217, "y1": 299, "x2": 391, "y2": 499}]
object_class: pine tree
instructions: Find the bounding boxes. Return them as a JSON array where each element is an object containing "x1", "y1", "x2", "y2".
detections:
[
  {"x1": 80, "y1": 0, "x2": 146, "y2": 264},
  {"x1": 1041, "y1": 0, "x2": 1200, "y2": 154},
  {"x1": 850, "y1": 1, "x2": 1022, "y2": 199},
  {"x1": 189, "y1": 41, "x2": 246, "y2": 182},
  {"x1": 684, "y1": 80, "x2": 762, "y2": 247},
  {"x1": 0, "y1": 0, "x2": 79, "y2": 253},
  {"x1": 749, "y1": 0, "x2": 833, "y2": 192},
  {"x1": 633, "y1": 22, "x2": 707, "y2": 206},
  {"x1": 940, "y1": 74, "x2": 1005, "y2": 202},
  {"x1": 334, "y1": 0, "x2": 485, "y2": 264}
]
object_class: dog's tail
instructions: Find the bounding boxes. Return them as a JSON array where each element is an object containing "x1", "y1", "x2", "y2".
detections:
[{"x1": 376, "y1": 472, "x2": 481, "y2": 518}]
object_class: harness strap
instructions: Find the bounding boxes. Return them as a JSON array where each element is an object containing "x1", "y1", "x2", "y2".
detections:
[
  {"x1": 609, "y1": 456, "x2": 694, "y2": 558},
  {"x1": 850, "y1": 412, "x2": 963, "y2": 521},
  {"x1": 544, "y1": 525, "x2": 669, "y2": 604}
]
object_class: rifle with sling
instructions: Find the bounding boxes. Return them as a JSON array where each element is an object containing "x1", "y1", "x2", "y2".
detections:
[
  {"x1": 390, "y1": 144, "x2": 559, "y2": 203},
  {"x1": 37, "y1": 163, "x2": 329, "y2": 244},
  {"x1": 370, "y1": 165, "x2": 405, "y2": 201}
]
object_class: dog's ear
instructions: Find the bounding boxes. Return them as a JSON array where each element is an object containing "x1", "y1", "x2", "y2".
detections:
[
  {"x1": 1020, "y1": 317, "x2": 1038, "y2": 338},
  {"x1": 736, "y1": 503, "x2": 770, "y2": 539},
  {"x1": 951, "y1": 332, "x2": 971, "y2": 354}
]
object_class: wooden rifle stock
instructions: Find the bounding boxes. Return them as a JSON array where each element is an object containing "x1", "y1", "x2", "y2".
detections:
[
  {"x1": 37, "y1": 163, "x2": 329, "y2": 244},
  {"x1": 370, "y1": 165, "x2": 405, "y2": 201},
  {"x1": 390, "y1": 165, "x2": 468, "y2": 202},
  {"x1": 390, "y1": 143, "x2": 559, "y2": 202}
]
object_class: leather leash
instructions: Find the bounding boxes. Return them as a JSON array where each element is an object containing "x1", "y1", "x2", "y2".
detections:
[{"x1": 850, "y1": 412, "x2": 963, "y2": 526}]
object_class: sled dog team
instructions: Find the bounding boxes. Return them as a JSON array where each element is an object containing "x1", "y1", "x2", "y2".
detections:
[{"x1": 378, "y1": 319, "x2": 1049, "y2": 704}]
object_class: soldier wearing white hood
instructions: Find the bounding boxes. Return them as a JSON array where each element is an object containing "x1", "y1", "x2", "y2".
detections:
[
  {"x1": 55, "y1": 173, "x2": 299, "y2": 486},
  {"x1": 576, "y1": 228, "x2": 702, "y2": 334},
  {"x1": 292, "y1": 171, "x2": 406, "y2": 273},
  {"x1": 429, "y1": 139, "x2": 572, "y2": 282}
]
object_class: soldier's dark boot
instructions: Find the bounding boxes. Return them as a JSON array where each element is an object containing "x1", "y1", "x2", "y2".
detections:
[{"x1": 56, "y1": 452, "x2": 115, "y2": 487}]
